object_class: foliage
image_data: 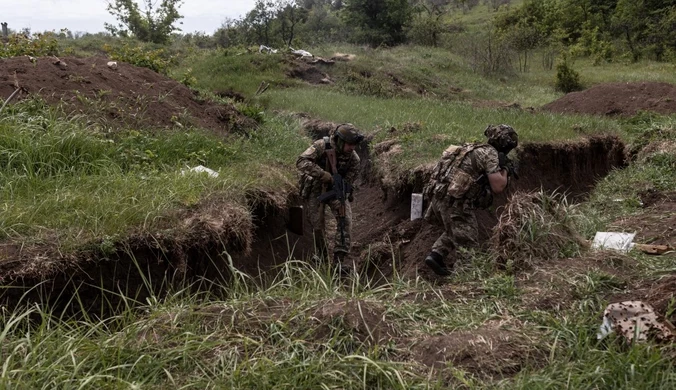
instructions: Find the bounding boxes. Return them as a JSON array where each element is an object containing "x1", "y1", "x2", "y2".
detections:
[
  {"x1": 342, "y1": 0, "x2": 413, "y2": 46},
  {"x1": 495, "y1": 0, "x2": 676, "y2": 62},
  {"x1": 105, "y1": 0, "x2": 184, "y2": 44},
  {"x1": 178, "y1": 67, "x2": 197, "y2": 87},
  {"x1": 407, "y1": 1, "x2": 451, "y2": 47},
  {"x1": 0, "y1": 32, "x2": 59, "y2": 58},
  {"x1": 555, "y1": 54, "x2": 583, "y2": 93},
  {"x1": 104, "y1": 43, "x2": 175, "y2": 74}
]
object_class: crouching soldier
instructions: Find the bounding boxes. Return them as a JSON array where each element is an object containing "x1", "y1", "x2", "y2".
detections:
[
  {"x1": 422, "y1": 124, "x2": 519, "y2": 276},
  {"x1": 296, "y1": 124, "x2": 364, "y2": 273}
]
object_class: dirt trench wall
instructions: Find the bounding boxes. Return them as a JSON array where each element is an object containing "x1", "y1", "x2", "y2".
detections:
[
  {"x1": 514, "y1": 135, "x2": 626, "y2": 197},
  {"x1": 354, "y1": 135, "x2": 627, "y2": 278}
]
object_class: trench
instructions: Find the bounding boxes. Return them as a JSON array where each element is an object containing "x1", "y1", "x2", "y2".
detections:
[{"x1": 0, "y1": 135, "x2": 626, "y2": 314}]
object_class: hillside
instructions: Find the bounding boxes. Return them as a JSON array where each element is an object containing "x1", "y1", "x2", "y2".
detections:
[{"x1": 1, "y1": 5, "x2": 676, "y2": 386}]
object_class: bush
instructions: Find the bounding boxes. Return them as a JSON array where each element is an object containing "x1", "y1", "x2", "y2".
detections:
[
  {"x1": 555, "y1": 57, "x2": 583, "y2": 93},
  {"x1": 0, "y1": 32, "x2": 59, "y2": 58},
  {"x1": 103, "y1": 43, "x2": 175, "y2": 74}
]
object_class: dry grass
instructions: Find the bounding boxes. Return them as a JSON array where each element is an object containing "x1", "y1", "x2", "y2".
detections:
[{"x1": 491, "y1": 190, "x2": 590, "y2": 271}]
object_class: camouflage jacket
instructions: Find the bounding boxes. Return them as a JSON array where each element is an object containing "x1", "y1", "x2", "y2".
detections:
[
  {"x1": 424, "y1": 143, "x2": 500, "y2": 206},
  {"x1": 296, "y1": 135, "x2": 361, "y2": 198}
]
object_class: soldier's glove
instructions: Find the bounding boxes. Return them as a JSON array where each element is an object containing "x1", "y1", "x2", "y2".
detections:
[
  {"x1": 321, "y1": 171, "x2": 333, "y2": 184},
  {"x1": 498, "y1": 152, "x2": 519, "y2": 180},
  {"x1": 348, "y1": 192, "x2": 354, "y2": 202},
  {"x1": 498, "y1": 152, "x2": 509, "y2": 168}
]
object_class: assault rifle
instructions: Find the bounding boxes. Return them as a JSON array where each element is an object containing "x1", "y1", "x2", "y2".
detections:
[
  {"x1": 472, "y1": 153, "x2": 519, "y2": 208},
  {"x1": 317, "y1": 173, "x2": 351, "y2": 246},
  {"x1": 317, "y1": 144, "x2": 351, "y2": 247}
]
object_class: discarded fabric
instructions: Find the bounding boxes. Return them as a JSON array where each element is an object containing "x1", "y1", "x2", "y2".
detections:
[
  {"x1": 258, "y1": 45, "x2": 278, "y2": 54},
  {"x1": 598, "y1": 301, "x2": 675, "y2": 343},
  {"x1": 291, "y1": 48, "x2": 313, "y2": 57},
  {"x1": 591, "y1": 232, "x2": 636, "y2": 252},
  {"x1": 181, "y1": 165, "x2": 219, "y2": 178}
]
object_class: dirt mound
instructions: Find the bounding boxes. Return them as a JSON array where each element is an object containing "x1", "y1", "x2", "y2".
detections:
[
  {"x1": 611, "y1": 191, "x2": 676, "y2": 248},
  {"x1": 541, "y1": 82, "x2": 676, "y2": 117},
  {"x1": 0, "y1": 56, "x2": 255, "y2": 134},
  {"x1": 310, "y1": 298, "x2": 400, "y2": 345},
  {"x1": 411, "y1": 327, "x2": 544, "y2": 378},
  {"x1": 287, "y1": 61, "x2": 332, "y2": 85}
]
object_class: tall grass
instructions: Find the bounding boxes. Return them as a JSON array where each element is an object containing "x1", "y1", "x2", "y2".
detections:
[{"x1": 0, "y1": 99, "x2": 308, "y2": 244}]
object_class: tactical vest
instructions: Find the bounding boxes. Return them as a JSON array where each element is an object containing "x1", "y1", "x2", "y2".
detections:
[
  {"x1": 424, "y1": 143, "x2": 485, "y2": 201},
  {"x1": 298, "y1": 137, "x2": 336, "y2": 199}
]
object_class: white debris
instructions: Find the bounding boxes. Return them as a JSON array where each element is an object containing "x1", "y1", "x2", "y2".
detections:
[
  {"x1": 410, "y1": 193, "x2": 423, "y2": 221},
  {"x1": 597, "y1": 301, "x2": 675, "y2": 343},
  {"x1": 591, "y1": 232, "x2": 636, "y2": 252},
  {"x1": 258, "y1": 45, "x2": 278, "y2": 54},
  {"x1": 107, "y1": 61, "x2": 118, "y2": 69},
  {"x1": 181, "y1": 165, "x2": 219, "y2": 178},
  {"x1": 290, "y1": 48, "x2": 313, "y2": 57}
]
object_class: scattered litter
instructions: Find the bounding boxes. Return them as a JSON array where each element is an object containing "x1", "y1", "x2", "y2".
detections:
[
  {"x1": 410, "y1": 193, "x2": 423, "y2": 221},
  {"x1": 181, "y1": 165, "x2": 219, "y2": 178},
  {"x1": 597, "y1": 301, "x2": 675, "y2": 343},
  {"x1": 258, "y1": 45, "x2": 278, "y2": 54},
  {"x1": 591, "y1": 232, "x2": 636, "y2": 252},
  {"x1": 612, "y1": 198, "x2": 643, "y2": 207},
  {"x1": 633, "y1": 243, "x2": 673, "y2": 255},
  {"x1": 290, "y1": 48, "x2": 313, "y2": 57},
  {"x1": 27, "y1": 55, "x2": 36, "y2": 63},
  {"x1": 107, "y1": 61, "x2": 118, "y2": 69}
]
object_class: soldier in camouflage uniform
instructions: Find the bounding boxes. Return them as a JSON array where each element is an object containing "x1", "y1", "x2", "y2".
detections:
[
  {"x1": 296, "y1": 124, "x2": 364, "y2": 270},
  {"x1": 422, "y1": 124, "x2": 519, "y2": 276}
]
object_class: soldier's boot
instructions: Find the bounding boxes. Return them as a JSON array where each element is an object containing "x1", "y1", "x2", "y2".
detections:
[
  {"x1": 333, "y1": 251, "x2": 352, "y2": 278},
  {"x1": 312, "y1": 230, "x2": 329, "y2": 264},
  {"x1": 424, "y1": 251, "x2": 452, "y2": 276}
]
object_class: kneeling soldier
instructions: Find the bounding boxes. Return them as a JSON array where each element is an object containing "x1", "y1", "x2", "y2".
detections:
[{"x1": 423, "y1": 124, "x2": 519, "y2": 276}]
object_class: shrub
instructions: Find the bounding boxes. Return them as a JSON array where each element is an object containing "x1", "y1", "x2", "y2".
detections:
[
  {"x1": 0, "y1": 32, "x2": 59, "y2": 58},
  {"x1": 103, "y1": 43, "x2": 175, "y2": 74},
  {"x1": 555, "y1": 57, "x2": 583, "y2": 93}
]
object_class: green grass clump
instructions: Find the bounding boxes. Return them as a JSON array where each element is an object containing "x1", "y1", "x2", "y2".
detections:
[{"x1": 0, "y1": 99, "x2": 308, "y2": 245}]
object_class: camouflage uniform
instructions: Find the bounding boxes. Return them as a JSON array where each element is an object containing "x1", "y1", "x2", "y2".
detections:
[
  {"x1": 423, "y1": 143, "x2": 500, "y2": 263},
  {"x1": 296, "y1": 132, "x2": 361, "y2": 258}
]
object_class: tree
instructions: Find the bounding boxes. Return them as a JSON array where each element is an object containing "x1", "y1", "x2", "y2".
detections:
[
  {"x1": 105, "y1": 0, "x2": 184, "y2": 44},
  {"x1": 275, "y1": 0, "x2": 308, "y2": 47},
  {"x1": 342, "y1": 0, "x2": 413, "y2": 46}
]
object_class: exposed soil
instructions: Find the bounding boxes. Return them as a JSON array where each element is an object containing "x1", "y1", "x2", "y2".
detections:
[
  {"x1": 310, "y1": 298, "x2": 400, "y2": 345},
  {"x1": 350, "y1": 135, "x2": 627, "y2": 279},
  {"x1": 611, "y1": 191, "x2": 676, "y2": 248},
  {"x1": 0, "y1": 56, "x2": 256, "y2": 135},
  {"x1": 287, "y1": 60, "x2": 333, "y2": 85},
  {"x1": 541, "y1": 82, "x2": 676, "y2": 117},
  {"x1": 409, "y1": 327, "x2": 546, "y2": 379}
]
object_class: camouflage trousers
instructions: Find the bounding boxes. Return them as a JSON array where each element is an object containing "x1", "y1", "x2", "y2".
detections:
[
  {"x1": 307, "y1": 193, "x2": 353, "y2": 257},
  {"x1": 424, "y1": 197, "x2": 479, "y2": 262}
]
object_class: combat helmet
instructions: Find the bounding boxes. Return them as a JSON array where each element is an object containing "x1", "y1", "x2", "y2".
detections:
[
  {"x1": 484, "y1": 124, "x2": 518, "y2": 153},
  {"x1": 334, "y1": 123, "x2": 364, "y2": 151}
]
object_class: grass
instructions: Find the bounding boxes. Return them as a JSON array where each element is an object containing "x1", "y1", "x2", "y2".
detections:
[
  {"x1": 0, "y1": 98, "x2": 308, "y2": 245},
  {"x1": 2, "y1": 249, "x2": 675, "y2": 389},
  {"x1": 2, "y1": 26, "x2": 676, "y2": 388}
]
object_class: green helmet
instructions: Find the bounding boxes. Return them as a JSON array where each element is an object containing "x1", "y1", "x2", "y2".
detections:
[
  {"x1": 334, "y1": 123, "x2": 364, "y2": 147},
  {"x1": 484, "y1": 124, "x2": 518, "y2": 153}
]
